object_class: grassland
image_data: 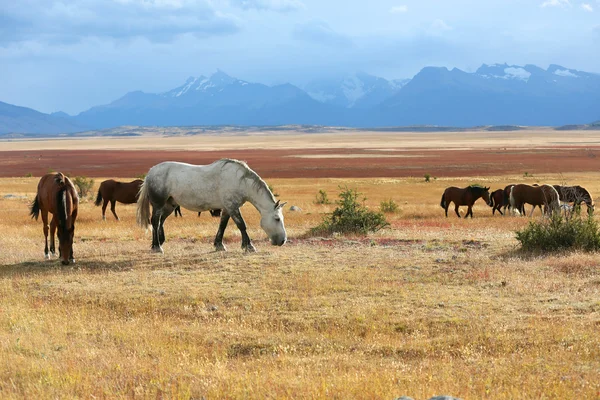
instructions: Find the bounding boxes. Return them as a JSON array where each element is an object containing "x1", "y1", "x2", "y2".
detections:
[{"x1": 0, "y1": 171, "x2": 599, "y2": 399}]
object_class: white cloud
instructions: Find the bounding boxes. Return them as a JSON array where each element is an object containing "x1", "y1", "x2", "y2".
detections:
[
  {"x1": 541, "y1": 0, "x2": 571, "y2": 7},
  {"x1": 431, "y1": 19, "x2": 452, "y2": 32},
  {"x1": 292, "y1": 20, "x2": 353, "y2": 47},
  {"x1": 390, "y1": 5, "x2": 408, "y2": 13},
  {"x1": 581, "y1": 3, "x2": 594, "y2": 11},
  {"x1": 230, "y1": 0, "x2": 305, "y2": 12}
]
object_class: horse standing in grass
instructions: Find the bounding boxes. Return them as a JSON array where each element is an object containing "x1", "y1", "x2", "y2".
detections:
[
  {"x1": 440, "y1": 185, "x2": 491, "y2": 218},
  {"x1": 553, "y1": 185, "x2": 594, "y2": 215},
  {"x1": 29, "y1": 173, "x2": 79, "y2": 265},
  {"x1": 137, "y1": 159, "x2": 287, "y2": 253},
  {"x1": 489, "y1": 189, "x2": 507, "y2": 215},
  {"x1": 94, "y1": 179, "x2": 143, "y2": 220},
  {"x1": 509, "y1": 184, "x2": 560, "y2": 217}
]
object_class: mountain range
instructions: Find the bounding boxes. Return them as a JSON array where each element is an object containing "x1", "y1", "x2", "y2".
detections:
[{"x1": 1, "y1": 64, "x2": 600, "y2": 134}]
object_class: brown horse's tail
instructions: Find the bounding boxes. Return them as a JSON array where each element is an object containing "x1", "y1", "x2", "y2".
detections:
[
  {"x1": 136, "y1": 180, "x2": 151, "y2": 229},
  {"x1": 94, "y1": 188, "x2": 103, "y2": 206},
  {"x1": 29, "y1": 195, "x2": 40, "y2": 220},
  {"x1": 440, "y1": 193, "x2": 446, "y2": 209}
]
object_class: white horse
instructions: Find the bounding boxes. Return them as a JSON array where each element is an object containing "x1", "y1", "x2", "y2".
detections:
[{"x1": 136, "y1": 159, "x2": 287, "y2": 253}]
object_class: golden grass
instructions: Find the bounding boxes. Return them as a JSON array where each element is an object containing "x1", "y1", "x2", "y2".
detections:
[{"x1": 0, "y1": 174, "x2": 599, "y2": 399}]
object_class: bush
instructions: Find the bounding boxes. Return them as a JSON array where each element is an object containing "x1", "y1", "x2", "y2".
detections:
[
  {"x1": 136, "y1": 173, "x2": 147, "y2": 180},
  {"x1": 268, "y1": 184, "x2": 280, "y2": 197},
  {"x1": 424, "y1": 173, "x2": 431, "y2": 182},
  {"x1": 380, "y1": 199, "x2": 399, "y2": 214},
  {"x1": 311, "y1": 186, "x2": 389, "y2": 235},
  {"x1": 515, "y1": 212, "x2": 600, "y2": 252},
  {"x1": 315, "y1": 189, "x2": 330, "y2": 205},
  {"x1": 73, "y1": 176, "x2": 95, "y2": 198}
]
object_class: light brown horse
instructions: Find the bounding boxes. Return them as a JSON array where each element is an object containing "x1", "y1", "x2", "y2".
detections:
[
  {"x1": 29, "y1": 173, "x2": 79, "y2": 265},
  {"x1": 440, "y1": 185, "x2": 491, "y2": 218},
  {"x1": 553, "y1": 185, "x2": 594, "y2": 215},
  {"x1": 95, "y1": 179, "x2": 143, "y2": 220},
  {"x1": 509, "y1": 184, "x2": 560, "y2": 217}
]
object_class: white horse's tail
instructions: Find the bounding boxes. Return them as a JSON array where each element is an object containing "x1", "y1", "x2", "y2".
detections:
[
  {"x1": 136, "y1": 180, "x2": 151, "y2": 229},
  {"x1": 509, "y1": 186, "x2": 516, "y2": 211}
]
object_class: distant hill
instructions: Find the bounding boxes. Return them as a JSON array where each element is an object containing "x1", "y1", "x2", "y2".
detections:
[
  {"x1": 3, "y1": 63, "x2": 600, "y2": 134},
  {"x1": 0, "y1": 101, "x2": 86, "y2": 135}
]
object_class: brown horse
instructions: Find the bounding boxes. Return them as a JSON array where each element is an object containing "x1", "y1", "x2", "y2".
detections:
[
  {"x1": 440, "y1": 185, "x2": 491, "y2": 218},
  {"x1": 29, "y1": 173, "x2": 79, "y2": 265},
  {"x1": 489, "y1": 189, "x2": 506, "y2": 215},
  {"x1": 509, "y1": 184, "x2": 560, "y2": 217},
  {"x1": 94, "y1": 179, "x2": 143, "y2": 220},
  {"x1": 553, "y1": 185, "x2": 594, "y2": 215},
  {"x1": 173, "y1": 206, "x2": 222, "y2": 218}
]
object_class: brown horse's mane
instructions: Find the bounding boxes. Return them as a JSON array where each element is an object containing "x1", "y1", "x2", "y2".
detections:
[
  {"x1": 467, "y1": 185, "x2": 488, "y2": 195},
  {"x1": 54, "y1": 173, "x2": 72, "y2": 238}
]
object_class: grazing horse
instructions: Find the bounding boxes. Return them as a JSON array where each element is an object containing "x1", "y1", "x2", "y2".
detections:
[
  {"x1": 509, "y1": 184, "x2": 560, "y2": 217},
  {"x1": 489, "y1": 189, "x2": 507, "y2": 215},
  {"x1": 137, "y1": 159, "x2": 287, "y2": 253},
  {"x1": 29, "y1": 173, "x2": 79, "y2": 265},
  {"x1": 173, "y1": 205, "x2": 222, "y2": 218},
  {"x1": 440, "y1": 185, "x2": 491, "y2": 218},
  {"x1": 553, "y1": 185, "x2": 594, "y2": 215},
  {"x1": 95, "y1": 179, "x2": 143, "y2": 220}
]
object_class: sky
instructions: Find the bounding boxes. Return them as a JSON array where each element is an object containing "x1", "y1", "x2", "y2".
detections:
[{"x1": 1, "y1": 0, "x2": 599, "y2": 114}]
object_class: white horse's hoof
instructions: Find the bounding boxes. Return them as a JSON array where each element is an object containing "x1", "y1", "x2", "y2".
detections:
[
  {"x1": 214, "y1": 243, "x2": 227, "y2": 252},
  {"x1": 151, "y1": 246, "x2": 164, "y2": 254}
]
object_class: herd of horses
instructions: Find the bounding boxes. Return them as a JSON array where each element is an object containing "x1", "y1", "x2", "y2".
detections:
[
  {"x1": 29, "y1": 159, "x2": 287, "y2": 265},
  {"x1": 27, "y1": 158, "x2": 595, "y2": 265},
  {"x1": 440, "y1": 183, "x2": 594, "y2": 219}
]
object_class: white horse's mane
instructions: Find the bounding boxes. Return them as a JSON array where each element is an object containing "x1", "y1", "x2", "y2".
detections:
[{"x1": 220, "y1": 159, "x2": 276, "y2": 202}]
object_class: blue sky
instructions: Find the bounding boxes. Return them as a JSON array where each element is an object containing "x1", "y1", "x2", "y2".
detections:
[{"x1": 1, "y1": 0, "x2": 599, "y2": 114}]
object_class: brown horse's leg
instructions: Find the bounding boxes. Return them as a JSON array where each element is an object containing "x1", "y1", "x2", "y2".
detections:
[
  {"x1": 49, "y1": 216, "x2": 57, "y2": 257},
  {"x1": 465, "y1": 205, "x2": 473, "y2": 218},
  {"x1": 454, "y1": 204, "x2": 461, "y2": 218},
  {"x1": 101, "y1": 199, "x2": 109, "y2": 221},
  {"x1": 497, "y1": 205, "x2": 504, "y2": 216},
  {"x1": 41, "y1": 209, "x2": 50, "y2": 259},
  {"x1": 110, "y1": 200, "x2": 119, "y2": 221}
]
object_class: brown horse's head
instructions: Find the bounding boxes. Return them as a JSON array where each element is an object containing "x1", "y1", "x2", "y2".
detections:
[
  {"x1": 482, "y1": 186, "x2": 491, "y2": 206},
  {"x1": 56, "y1": 187, "x2": 77, "y2": 265}
]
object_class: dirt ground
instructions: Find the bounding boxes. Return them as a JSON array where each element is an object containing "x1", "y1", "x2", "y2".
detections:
[{"x1": 1, "y1": 140, "x2": 600, "y2": 178}]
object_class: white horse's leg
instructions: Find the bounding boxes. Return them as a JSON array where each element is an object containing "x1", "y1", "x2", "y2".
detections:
[
  {"x1": 213, "y1": 212, "x2": 230, "y2": 251},
  {"x1": 230, "y1": 209, "x2": 256, "y2": 252}
]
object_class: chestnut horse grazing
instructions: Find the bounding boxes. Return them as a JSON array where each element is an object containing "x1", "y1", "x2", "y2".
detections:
[
  {"x1": 440, "y1": 185, "x2": 491, "y2": 218},
  {"x1": 509, "y1": 184, "x2": 560, "y2": 217},
  {"x1": 29, "y1": 173, "x2": 79, "y2": 265},
  {"x1": 94, "y1": 179, "x2": 143, "y2": 220},
  {"x1": 553, "y1": 185, "x2": 595, "y2": 215}
]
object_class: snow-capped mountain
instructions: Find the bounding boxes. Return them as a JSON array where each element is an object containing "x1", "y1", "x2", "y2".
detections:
[{"x1": 305, "y1": 72, "x2": 409, "y2": 108}]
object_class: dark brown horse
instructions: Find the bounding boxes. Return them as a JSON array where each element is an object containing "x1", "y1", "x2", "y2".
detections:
[
  {"x1": 440, "y1": 185, "x2": 491, "y2": 218},
  {"x1": 29, "y1": 173, "x2": 79, "y2": 265},
  {"x1": 95, "y1": 179, "x2": 143, "y2": 220},
  {"x1": 553, "y1": 185, "x2": 594, "y2": 215},
  {"x1": 489, "y1": 189, "x2": 506, "y2": 215},
  {"x1": 509, "y1": 184, "x2": 560, "y2": 217},
  {"x1": 173, "y1": 206, "x2": 222, "y2": 218}
]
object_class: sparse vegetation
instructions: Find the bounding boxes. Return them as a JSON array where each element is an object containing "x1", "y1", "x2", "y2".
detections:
[
  {"x1": 380, "y1": 198, "x2": 399, "y2": 214},
  {"x1": 516, "y1": 212, "x2": 600, "y2": 252},
  {"x1": 268, "y1": 183, "x2": 280, "y2": 197},
  {"x1": 314, "y1": 189, "x2": 330, "y2": 204},
  {"x1": 136, "y1": 173, "x2": 146, "y2": 180},
  {"x1": 73, "y1": 176, "x2": 95, "y2": 198},
  {"x1": 424, "y1": 173, "x2": 431, "y2": 182},
  {"x1": 311, "y1": 186, "x2": 389, "y2": 235},
  {"x1": 25, "y1": 172, "x2": 32, "y2": 178}
]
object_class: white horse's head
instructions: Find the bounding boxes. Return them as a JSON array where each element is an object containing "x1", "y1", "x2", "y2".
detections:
[{"x1": 260, "y1": 200, "x2": 287, "y2": 246}]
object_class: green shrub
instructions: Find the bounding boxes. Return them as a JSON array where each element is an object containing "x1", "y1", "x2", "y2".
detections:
[
  {"x1": 311, "y1": 186, "x2": 389, "y2": 235},
  {"x1": 73, "y1": 176, "x2": 95, "y2": 198},
  {"x1": 515, "y1": 212, "x2": 600, "y2": 252},
  {"x1": 25, "y1": 173, "x2": 32, "y2": 178},
  {"x1": 268, "y1": 184, "x2": 279, "y2": 197},
  {"x1": 380, "y1": 198, "x2": 399, "y2": 214},
  {"x1": 136, "y1": 173, "x2": 147, "y2": 180},
  {"x1": 424, "y1": 173, "x2": 431, "y2": 182},
  {"x1": 315, "y1": 189, "x2": 330, "y2": 205}
]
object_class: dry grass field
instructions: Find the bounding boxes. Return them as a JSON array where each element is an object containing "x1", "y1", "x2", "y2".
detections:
[{"x1": 0, "y1": 131, "x2": 599, "y2": 399}]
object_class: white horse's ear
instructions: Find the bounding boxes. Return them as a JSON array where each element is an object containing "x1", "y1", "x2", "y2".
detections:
[{"x1": 275, "y1": 201, "x2": 287, "y2": 210}]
